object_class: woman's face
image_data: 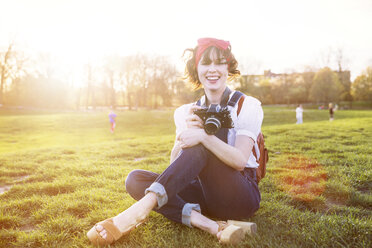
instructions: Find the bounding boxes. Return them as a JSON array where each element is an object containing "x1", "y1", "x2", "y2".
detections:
[{"x1": 197, "y1": 49, "x2": 228, "y2": 92}]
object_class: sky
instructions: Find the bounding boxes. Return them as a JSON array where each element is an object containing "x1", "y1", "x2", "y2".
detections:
[{"x1": 1, "y1": 0, "x2": 372, "y2": 80}]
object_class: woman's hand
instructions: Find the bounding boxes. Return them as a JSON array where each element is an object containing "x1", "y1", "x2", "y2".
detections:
[
  {"x1": 177, "y1": 129, "x2": 206, "y2": 148},
  {"x1": 185, "y1": 105, "x2": 204, "y2": 129}
]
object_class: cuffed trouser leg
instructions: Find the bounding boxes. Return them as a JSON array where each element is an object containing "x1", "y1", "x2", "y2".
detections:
[
  {"x1": 125, "y1": 170, "x2": 207, "y2": 225},
  {"x1": 182, "y1": 203, "x2": 201, "y2": 227},
  {"x1": 145, "y1": 182, "x2": 168, "y2": 208}
]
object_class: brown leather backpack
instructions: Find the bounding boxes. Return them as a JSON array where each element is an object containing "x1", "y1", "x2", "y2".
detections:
[
  {"x1": 236, "y1": 95, "x2": 269, "y2": 184},
  {"x1": 252, "y1": 132, "x2": 268, "y2": 183}
]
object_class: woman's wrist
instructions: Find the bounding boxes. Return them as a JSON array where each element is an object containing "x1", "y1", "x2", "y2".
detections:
[{"x1": 200, "y1": 131, "x2": 212, "y2": 145}]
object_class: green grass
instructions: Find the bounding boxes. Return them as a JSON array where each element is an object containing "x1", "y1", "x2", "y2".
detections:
[{"x1": 0, "y1": 107, "x2": 371, "y2": 247}]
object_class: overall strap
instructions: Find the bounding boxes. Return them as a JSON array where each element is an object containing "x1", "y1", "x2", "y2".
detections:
[
  {"x1": 227, "y1": 91, "x2": 243, "y2": 107},
  {"x1": 227, "y1": 91, "x2": 245, "y2": 116}
]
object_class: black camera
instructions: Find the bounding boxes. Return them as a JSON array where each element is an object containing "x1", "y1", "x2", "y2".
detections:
[{"x1": 194, "y1": 104, "x2": 234, "y2": 135}]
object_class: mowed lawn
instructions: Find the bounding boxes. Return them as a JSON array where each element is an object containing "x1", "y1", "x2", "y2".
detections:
[{"x1": 0, "y1": 107, "x2": 371, "y2": 248}]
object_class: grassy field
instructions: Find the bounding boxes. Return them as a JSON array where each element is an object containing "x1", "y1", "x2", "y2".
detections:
[{"x1": 0, "y1": 107, "x2": 371, "y2": 247}]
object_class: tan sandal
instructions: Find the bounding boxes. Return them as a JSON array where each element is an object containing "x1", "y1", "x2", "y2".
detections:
[
  {"x1": 217, "y1": 220, "x2": 257, "y2": 245},
  {"x1": 217, "y1": 221, "x2": 244, "y2": 245},
  {"x1": 87, "y1": 218, "x2": 145, "y2": 246},
  {"x1": 87, "y1": 218, "x2": 123, "y2": 246},
  {"x1": 227, "y1": 220, "x2": 257, "y2": 235}
]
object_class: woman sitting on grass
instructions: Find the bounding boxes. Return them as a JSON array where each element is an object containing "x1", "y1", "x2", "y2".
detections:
[{"x1": 87, "y1": 37, "x2": 264, "y2": 246}]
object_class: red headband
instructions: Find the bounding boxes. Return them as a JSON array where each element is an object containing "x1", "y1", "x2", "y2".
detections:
[{"x1": 195, "y1": 38, "x2": 230, "y2": 66}]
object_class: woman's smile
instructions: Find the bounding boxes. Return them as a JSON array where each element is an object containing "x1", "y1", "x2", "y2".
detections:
[{"x1": 206, "y1": 75, "x2": 220, "y2": 83}]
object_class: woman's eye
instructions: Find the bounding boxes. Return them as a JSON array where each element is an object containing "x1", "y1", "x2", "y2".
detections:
[{"x1": 200, "y1": 59, "x2": 227, "y2": 65}]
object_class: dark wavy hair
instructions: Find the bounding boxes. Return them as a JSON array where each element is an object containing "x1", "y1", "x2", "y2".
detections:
[{"x1": 183, "y1": 45, "x2": 240, "y2": 89}]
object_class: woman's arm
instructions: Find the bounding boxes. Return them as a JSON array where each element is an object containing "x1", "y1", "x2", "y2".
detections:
[
  {"x1": 201, "y1": 134, "x2": 253, "y2": 171},
  {"x1": 171, "y1": 104, "x2": 200, "y2": 164},
  {"x1": 170, "y1": 140, "x2": 182, "y2": 164},
  {"x1": 175, "y1": 99, "x2": 262, "y2": 171},
  {"x1": 178, "y1": 129, "x2": 253, "y2": 171}
]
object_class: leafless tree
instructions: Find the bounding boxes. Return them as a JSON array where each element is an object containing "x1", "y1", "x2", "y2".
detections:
[
  {"x1": 317, "y1": 47, "x2": 333, "y2": 69},
  {"x1": 7, "y1": 51, "x2": 29, "y2": 105},
  {"x1": 84, "y1": 63, "x2": 95, "y2": 110},
  {"x1": 147, "y1": 55, "x2": 178, "y2": 108},
  {"x1": 334, "y1": 47, "x2": 350, "y2": 72},
  {"x1": 0, "y1": 41, "x2": 15, "y2": 105}
]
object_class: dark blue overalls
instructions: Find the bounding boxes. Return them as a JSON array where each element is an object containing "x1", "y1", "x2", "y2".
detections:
[{"x1": 125, "y1": 90, "x2": 260, "y2": 227}]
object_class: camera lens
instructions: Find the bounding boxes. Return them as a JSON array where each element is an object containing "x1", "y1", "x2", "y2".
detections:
[{"x1": 204, "y1": 117, "x2": 221, "y2": 135}]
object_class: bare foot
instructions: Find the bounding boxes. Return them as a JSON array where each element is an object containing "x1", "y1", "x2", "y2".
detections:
[{"x1": 95, "y1": 192, "x2": 157, "y2": 240}]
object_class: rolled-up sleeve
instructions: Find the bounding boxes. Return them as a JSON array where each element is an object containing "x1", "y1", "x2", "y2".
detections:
[{"x1": 235, "y1": 97, "x2": 264, "y2": 143}]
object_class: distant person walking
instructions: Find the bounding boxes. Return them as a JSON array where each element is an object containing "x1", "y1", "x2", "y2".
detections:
[
  {"x1": 109, "y1": 110, "x2": 117, "y2": 133},
  {"x1": 296, "y1": 104, "x2": 303, "y2": 124},
  {"x1": 329, "y1": 103, "x2": 334, "y2": 121}
]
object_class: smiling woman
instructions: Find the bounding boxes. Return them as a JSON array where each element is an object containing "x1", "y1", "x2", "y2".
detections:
[{"x1": 87, "y1": 37, "x2": 264, "y2": 246}]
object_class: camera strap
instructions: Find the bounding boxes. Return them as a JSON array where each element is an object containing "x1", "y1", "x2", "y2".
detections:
[{"x1": 196, "y1": 87, "x2": 232, "y2": 107}]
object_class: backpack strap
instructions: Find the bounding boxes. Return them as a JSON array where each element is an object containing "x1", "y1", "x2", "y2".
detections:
[{"x1": 237, "y1": 95, "x2": 245, "y2": 116}]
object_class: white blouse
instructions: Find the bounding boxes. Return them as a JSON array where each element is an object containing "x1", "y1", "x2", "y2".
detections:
[{"x1": 174, "y1": 91, "x2": 264, "y2": 168}]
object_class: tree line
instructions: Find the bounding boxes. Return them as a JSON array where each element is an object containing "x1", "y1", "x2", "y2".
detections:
[
  {"x1": 0, "y1": 41, "x2": 197, "y2": 110},
  {"x1": 1, "y1": 41, "x2": 372, "y2": 109}
]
